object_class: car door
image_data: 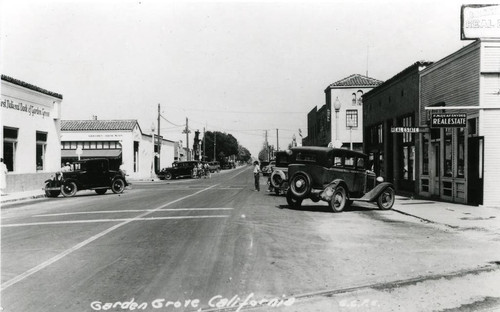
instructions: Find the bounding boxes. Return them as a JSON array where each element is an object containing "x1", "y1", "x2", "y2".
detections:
[{"x1": 85, "y1": 160, "x2": 108, "y2": 188}]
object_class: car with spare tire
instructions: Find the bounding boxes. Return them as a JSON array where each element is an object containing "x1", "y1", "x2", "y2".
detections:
[{"x1": 285, "y1": 147, "x2": 395, "y2": 212}]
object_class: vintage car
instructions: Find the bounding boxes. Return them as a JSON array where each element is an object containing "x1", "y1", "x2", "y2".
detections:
[
  {"x1": 268, "y1": 151, "x2": 294, "y2": 195},
  {"x1": 44, "y1": 158, "x2": 128, "y2": 197},
  {"x1": 208, "y1": 161, "x2": 221, "y2": 173},
  {"x1": 157, "y1": 161, "x2": 200, "y2": 180},
  {"x1": 285, "y1": 147, "x2": 395, "y2": 212},
  {"x1": 262, "y1": 160, "x2": 276, "y2": 176}
]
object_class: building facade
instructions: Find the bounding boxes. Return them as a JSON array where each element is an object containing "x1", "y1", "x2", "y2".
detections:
[
  {"x1": 419, "y1": 39, "x2": 500, "y2": 207},
  {"x1": 363, "y1": 62, "x2": 432, "y2": 194},
  {"x1": 304, "y1": 74, "x2": 383, "y2": 149},
  {"x1": 1, "y1": 75, "x2": 63, "y2": 193},
  {"x1": 61, "y1": 119, "x2": 176, "y2": 180}
]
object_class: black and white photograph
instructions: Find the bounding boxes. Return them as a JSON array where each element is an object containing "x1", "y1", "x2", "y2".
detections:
[{"x1": 1, "y1": 1, "x2": 500, "y2": 311}]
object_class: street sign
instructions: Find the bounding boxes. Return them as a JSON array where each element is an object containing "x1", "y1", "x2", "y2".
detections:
[
  {"x1": 430, "y1": 113, "x2": 467, "y2": 128},
  {"x1": 391, "y1": 127, "x2": 429, "y2": 133}
]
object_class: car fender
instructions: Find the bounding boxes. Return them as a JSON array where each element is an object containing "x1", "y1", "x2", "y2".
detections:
[
  {"x1": 320, "y1": 179, "x2": 349, "y2": 201},
  {"x1": 360, "y1": 182, "x2": 394, "y2": 202}
]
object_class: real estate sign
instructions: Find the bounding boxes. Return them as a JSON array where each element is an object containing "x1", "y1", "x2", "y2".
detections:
[
  {"x1": 430, "y1": 113, "x2": 467, "y2": 128},
  {"x1": 461, "y1": 4, "x2": 500, "y2": 39}
]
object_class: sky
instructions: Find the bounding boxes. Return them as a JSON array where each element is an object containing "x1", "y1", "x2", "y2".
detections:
[{"x1": 0, "y1": 0, "x2": 485, "y2": 157}]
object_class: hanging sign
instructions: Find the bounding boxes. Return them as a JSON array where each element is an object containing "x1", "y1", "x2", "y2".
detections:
[
  {"x1": 430, "y1": 113, "x2": 467, "y2": 128},
  {"x1": 461, "y1": 4, "x2": 500, "y2": 39}
]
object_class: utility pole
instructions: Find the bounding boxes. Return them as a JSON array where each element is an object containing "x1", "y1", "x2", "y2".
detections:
[
  {"x1": 265, "y1": 130, "x2": 269, "y2": 161},
  {"x1": 213, "y1": 132, "x2": 216, "y2": 161},
  {"x1": 276, "y1": 128, "x2": 279, "y2": 151},
  {"x1": 182, "y1": 117, "x2": 191, "y2": 161},
  {"x1": 203, "y1": 127, "x2": 206, "y2": 162},
  {"x1": 157, "y1": 103, "x2": 161, "y2": 172}
]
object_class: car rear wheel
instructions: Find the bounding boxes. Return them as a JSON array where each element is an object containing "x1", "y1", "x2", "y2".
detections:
[
  {"x1": 44, "y1": 182, "x2": 61, "y2": 198},
  {"x1": 286, "y1": 189, "x2": 302, "y2": 209},
  {"x1": 289, "y1": 171, "x2": 312, "y2": 199},
  {"x1": 111, "y1": 179, "x2": 125, "y2": 194},
  {"x1": 61, "y1": 181, "x2": 77, "y2": 197},
  {"x1": 95, "y1": 189, "x2": 107, "y2": 195},
  {"x1": 377, "y1": 187, "x2": 395, "y2": 210},
  {"x1": 330, "y1": 185, "x2": 347, "y2": 213}
]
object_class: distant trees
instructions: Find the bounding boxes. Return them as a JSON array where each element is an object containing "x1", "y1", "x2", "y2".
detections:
[{"x1": 202, "y1": 131, "x2": 250, "y2": 162}]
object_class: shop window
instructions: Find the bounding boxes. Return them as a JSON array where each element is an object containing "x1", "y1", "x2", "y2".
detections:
[
  {"x1": 103, "y1": 141, "x2": 110, "y2": 149},
  {"x1": 422, "y1": 134, "x2": 429, "y2": 175},
  {"x1": 36, "y1": 131, "x2": 47, "y2": 171},
  {"x1": 444, "y1": 128, "x2": 452, "y2": 177},
  {"x1": 90, "y1": 141, "x2": 97, "y2": 149},
  {"x1": 346, "y1": 110, "x2": 358, "y2": 128},
  {"x1": 96, "y1": 141, "x2": 103, "y2": 149},
  {"x1": 457, "y1": 128, "x2": 465, "y2": 178},
  {"x1": 70, "y1": 141, "x2": 77, "y2": 149},
  {"x1": 377, "y1": 124, "x2": 383, "y2": 144},
  {"x1": 352, "y1": 93, "x2": 356, "y2": 105},
  {"x1": 3, "y1": 127, "x2": 18, "y2": 172},
  {"x1": 402, "y1": 116, "x2": 414, "y2": 143},
  {"x1": 83, "y1": 141, "x2": 90, "y2": 149},
  {"x1": 468, "y1": 118, "x2": 477, "y2": 136}
]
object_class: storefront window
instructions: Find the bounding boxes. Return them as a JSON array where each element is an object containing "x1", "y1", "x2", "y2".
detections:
[
  {"x1": 457, "y1": 128, "x2": 465, "y2": 178},
  {"x1": 444, "y1": 128, "x2": 452, "y2": 177},
  {"x1": 422, "y1": 134, "x2": 429, "y2": 175},
  {"x1": 3, "y1": 127, "x2": 18, "y2": 172},
  {"x1": 36, "y1": 131, "x2": 47, "y2": 171}
]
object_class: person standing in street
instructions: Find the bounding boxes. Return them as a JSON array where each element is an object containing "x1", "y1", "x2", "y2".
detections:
[
  {"x1": 0, "y1": 158, "x2": 7, "y2": 195},
  {"x1": 253, "y1": 161, "x2": 261, "y2": 191}
]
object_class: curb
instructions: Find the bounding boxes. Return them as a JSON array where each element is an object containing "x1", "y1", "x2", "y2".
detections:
[{"x1": 1, "y1": 193, "x2": 47, "y2": 205}]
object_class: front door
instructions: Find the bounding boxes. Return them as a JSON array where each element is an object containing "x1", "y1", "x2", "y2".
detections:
[{"x1": 467, "y1": 136, "x2": 484, "y2": 205}]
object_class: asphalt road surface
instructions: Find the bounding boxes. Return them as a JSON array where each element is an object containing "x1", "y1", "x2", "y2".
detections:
[{"x1": 1, "y1": 166, "x2": 500, "y2": 312}]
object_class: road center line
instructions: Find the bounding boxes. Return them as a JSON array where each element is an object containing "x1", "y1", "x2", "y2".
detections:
[
  {"x1": 3, "y1": 215, "x2": 230, "y2": 227},
  {"x1": 0, "y1": 183, "x2": 220, "y2": 292},
  {"x1": 32, "y1": 208, "x2": 234, "y2": 217}
]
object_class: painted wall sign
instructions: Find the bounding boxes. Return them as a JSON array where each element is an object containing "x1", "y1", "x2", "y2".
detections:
[
  {"x1": 0, "y1": 98, "x2": 51, "y2": 118},
  {"x1": 461, "y1": 4, "x2": 500, "y2": 39},
  {"x1": 431, "y1": 113, "x2": 467, "y2": 128}
]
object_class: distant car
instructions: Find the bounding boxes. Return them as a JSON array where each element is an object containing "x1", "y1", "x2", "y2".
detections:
[
  {"x1": 44, "y1": 158, "x2": 128, "y2": 197},
  {"x1": 222, "y1": 161, "x2": 236, "y2": 170},
  {"x1": 158, "y1": 161, "x2": 200, "y2": 180},
  {"x1": 286, "y1": 147, "x2": 395, "y2": 212},
  {"x1": 208, "y1": 161, "x2": 221, "y2": 173}
]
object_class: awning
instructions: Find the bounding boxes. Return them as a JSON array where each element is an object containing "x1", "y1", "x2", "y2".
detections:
[{"x1": 61, "y1": 149, "x2": 122, "y2": 158}]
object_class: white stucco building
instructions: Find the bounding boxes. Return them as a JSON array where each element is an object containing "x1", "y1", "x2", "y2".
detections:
[
  {"x1": 61, "y1": 119, "x2": 176, "y2": 180},
  {"x1": 1, "y1": 75, "x2": 63, "y2": 193}
]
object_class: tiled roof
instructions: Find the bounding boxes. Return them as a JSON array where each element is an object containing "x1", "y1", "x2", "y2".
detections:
[
  {"x1": 1, "y1": 74, "x2": 63, "y2": 99},
  {"x1": 327, "y1": 74, "x2": 383, "y2": 88},
  {"x1": 61, "y1": 120, "x2": 138, "y2": 131}
]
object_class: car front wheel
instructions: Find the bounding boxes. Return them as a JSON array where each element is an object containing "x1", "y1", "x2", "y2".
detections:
[
  {"x1": 164, "y1": 172, "x2": 173, "y2": 180},
  {"x1": 61, "y1": 181, "x2": 77, "y2": 197},
  {"x1": 286, "y1": 189, "x2": 302, "y2": 209},
  {"x1": 45, "y1": 182, "x2": 61, "y2": 198},
  {"x1": 330, "y1": 185, "x2": 347, "y2": 213},
  {"x1": 377, "y1": 187, "x2": 395, "y2": 210},
  {"x1": 111, "y1": 179, "x2": 125, "y2": 194}
]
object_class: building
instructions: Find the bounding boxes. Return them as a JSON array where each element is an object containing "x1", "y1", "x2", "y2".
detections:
[
  {"x1": 363, "y1": 61, "x2": 433, "y2": 194},
  {"x1": 419, "y1": 39, "x2": 500, "y2": 207},
  {"x1": 1, "y1": 75, "x2": 63, "y2": 193},
  {"x1": 304, "y1": 74, "x2": 383, "y2": 149},
  {"x1": 61, "y1": 119, "x2": 176, "y2": 180}
]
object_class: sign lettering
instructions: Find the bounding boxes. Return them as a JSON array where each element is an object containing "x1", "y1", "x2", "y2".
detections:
[
  {"x1": 430, "y1": 113, "x2": 467, "y2": 128},
  {"x1": 1, "y1": 98, "x2": 51, "y2": 118}
]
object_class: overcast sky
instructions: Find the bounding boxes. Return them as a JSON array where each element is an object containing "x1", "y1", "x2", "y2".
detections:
[{"x1": 1, "y1": 0, "x2": 481, "y2": 156}]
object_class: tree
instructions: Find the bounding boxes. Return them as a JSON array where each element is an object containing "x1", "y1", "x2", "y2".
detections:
[
  {"x1": 237, "y1": 145, "x2": 252, "y2": 163},
  {"x1": 202, "y1": 131, "x2": 240, "y2": 162}
]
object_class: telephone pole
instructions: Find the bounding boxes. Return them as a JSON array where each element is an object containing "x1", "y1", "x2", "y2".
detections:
[
  {"x1": 213, "y1": 132, "x2": 216, "y2": 161},
  {"x1": 276, "y1": 128, "x2": 279, "y2": 151},
  {"x1": 203, "y1": 127, "x2": 206, "y2": 161},
  {"x1": 265, "y1": 130, "x2": 269, "y2": 161},
  {"x1": 182, "y1": 117, "x2": 191, "y2": 160},
  {"x1": 157, "y1": 103, "x2": 161, "y2": 172}
]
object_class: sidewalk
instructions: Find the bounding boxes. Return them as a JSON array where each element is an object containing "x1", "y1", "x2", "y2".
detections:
[{"x1": 392, "y1": 195, "x2": 500, "y2": 234}]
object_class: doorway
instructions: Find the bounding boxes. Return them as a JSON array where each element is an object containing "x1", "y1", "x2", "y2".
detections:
[{"x1": 467, "y1": 136, "x2": 484, "y2": 205}]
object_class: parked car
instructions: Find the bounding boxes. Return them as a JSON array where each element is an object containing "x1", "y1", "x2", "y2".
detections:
[
  {"x1": 44, "y1": 158, "x2": 128, "y2": 197},
  {"x1": 208, "y1": 161, "x2": 221, "y2": 173},
  {"x1": 285, "y1": 147, "x2": 395, "y2": 212},
  {"x1": 157, "y1": 161, "x2": 200, "y2": 180},
  {"x1": 262, "y1": 160, "x2": 276, "y2": 176},
  {"x1": 222, "y1": 161, "x2": 236, "y2": 170},
  {"x1": 268, "y1": 151, "x2": 294, "y2": 195}
]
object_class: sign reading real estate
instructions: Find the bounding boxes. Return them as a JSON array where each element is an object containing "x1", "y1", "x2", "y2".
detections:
[
  {"x1": 461, "y1": 4, "x2": 500, "y2": 39},
  {"x1": 430, "y1": 113, "x2": 467, "y2": 128}
]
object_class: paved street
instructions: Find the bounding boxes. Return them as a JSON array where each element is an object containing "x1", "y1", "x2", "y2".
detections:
[{"x1": 1, "y1": 166, "x2": 500, "y2": 312}]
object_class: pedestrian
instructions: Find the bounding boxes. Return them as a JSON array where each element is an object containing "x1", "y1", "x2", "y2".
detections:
[
  {"x1": 253, "y1": 161, "x2": 261, "y2": 191},
  {"x1": 0, "y1": 158, "x2": 7, "y2": 195},
  {"x1": 61, "y1": 162, "x2": 71, "y2": 172}
]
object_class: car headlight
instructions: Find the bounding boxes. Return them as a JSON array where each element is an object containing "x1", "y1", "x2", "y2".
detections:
[{"x1": 376, "y1": 176, "x2": 384, "y2": 183}]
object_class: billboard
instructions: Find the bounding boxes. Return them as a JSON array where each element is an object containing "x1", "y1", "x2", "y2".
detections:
[{"x1": 461, "y1": 4, "x2": 500, "y2": 39}]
